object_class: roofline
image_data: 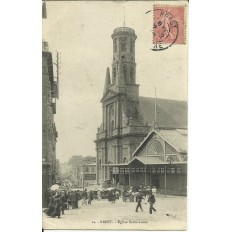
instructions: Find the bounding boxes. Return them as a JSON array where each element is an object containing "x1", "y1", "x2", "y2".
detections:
[
  {"x1": 102, "y1": 163, "x2": 128, "y2": 167},
  {"x1": 139, "y1": 96, "x2": 188, "y2": 104},
  {"x1": 132, "y1": 130, "x2": 155, "y2": 156},
  {"x1": 128, "y1": 157, "x2": 187, "y2": 166},
  {"x1": 132, "y1": 129, "x2": 187, "y2": 156},
  {"x1": 155, "y1": 130, "x2": 187, "y2": 153}
]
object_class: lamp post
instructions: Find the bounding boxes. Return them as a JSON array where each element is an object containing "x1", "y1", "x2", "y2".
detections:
[{"x1": 164, "y1": 156, "x2": 173, "y2": 198}]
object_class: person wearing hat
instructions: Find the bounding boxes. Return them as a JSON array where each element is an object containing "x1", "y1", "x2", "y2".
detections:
[
  {"x1": 148, "y1": 190, "x2": 156, "y2": 214},
  {"x1": 135, "y1": 190, "x2": 144, "y2": 212},
  {"x1": 52, "y1": 194, "x2": 62, "y2": 218},
  {"x1": 60, "y1": 191, "x2": 67, "y2": 215}
]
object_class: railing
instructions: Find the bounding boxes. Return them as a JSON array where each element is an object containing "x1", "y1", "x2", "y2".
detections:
[{"x1": 113, "y1": 27, "x2": 135, "y2": 34}]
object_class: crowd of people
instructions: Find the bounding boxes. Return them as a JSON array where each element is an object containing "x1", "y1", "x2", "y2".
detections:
[
  {"x1": 44, "y1": 188, "x2": 94, "y2": 218},
  {"x1": 44, "y1": 185, "x2": 157, "y2": 218}
]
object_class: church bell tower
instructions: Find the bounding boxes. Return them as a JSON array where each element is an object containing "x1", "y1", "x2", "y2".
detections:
[
  {"x1": 96, "y1": 26, "x2": 147, "y2": 184},
  {"x1": 111, "y1": 27, "x2": 137, "y2": 92}
]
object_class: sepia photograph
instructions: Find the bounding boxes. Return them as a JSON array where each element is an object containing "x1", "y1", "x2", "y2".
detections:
[{"x1": 42, "y1": 0, "x2": 188, "y2": 230}]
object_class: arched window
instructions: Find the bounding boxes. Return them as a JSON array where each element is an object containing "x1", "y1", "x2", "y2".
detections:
[
  {"x1": 99, "y1": 159, "x2": 102, "y2": 170},
  {"x1": 123, "y1": 157, "x2": 127, "y2": 163},
  {"x1": 147, "y1": 139, "x2": 164, "y2": 156}
]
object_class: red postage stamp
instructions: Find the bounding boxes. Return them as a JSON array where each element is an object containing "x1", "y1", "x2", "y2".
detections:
[{"x1": 152, "y1": 5, "x2": 186, "y2": 50}]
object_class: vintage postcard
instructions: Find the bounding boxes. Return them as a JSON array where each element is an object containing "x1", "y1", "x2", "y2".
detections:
[{"x1": 42, "y1": 0, "x2": 188, "y2": 230}]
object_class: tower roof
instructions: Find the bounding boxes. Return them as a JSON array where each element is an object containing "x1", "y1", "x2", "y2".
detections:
[{"x1": 111, "y1": 27, "x2": 137, "y2": 39}]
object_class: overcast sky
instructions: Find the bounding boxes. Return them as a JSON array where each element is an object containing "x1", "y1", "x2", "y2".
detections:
[{"x1": 43, "y1": 1, "x2": 187, "y2": 163}]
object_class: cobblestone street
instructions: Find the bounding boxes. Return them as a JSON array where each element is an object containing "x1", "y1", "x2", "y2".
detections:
[{"x1": 43, "y1": 195, "x2": 187, "y2": 230}]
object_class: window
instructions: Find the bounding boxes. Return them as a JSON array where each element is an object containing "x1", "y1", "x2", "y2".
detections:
[
  {"x1": 120, "y1": 37, "x2": 127, "y2": 52},
  {"x1": 130, "y1": 68, "x2": 134, "y2": 82},
  {"x1": 123, "y1": 157, "x2": 127, "y2": 163},
  {"x1": 171, "y1": 168, "x2": 176, "y2": 174},
  {"x1": 123, "y1": 66, "x2": 127, "y2": 80},
  {"x1": 112, "y1": 67, "x2": 116, "y2": 83},
  {"x1": 114, "y1": 39, "x2": 117, "y2": 52},
  {"x1": 147, "y1": 139, "x2": 164, "y2": 156},
  {"x1": 111, "y1": 121, "x2": 114, "y2": 135},
  {"x1": 130, "y1": 40, "x2": 134, "y2": 52},
  {"x1": 99, "y1": 159, "x2": 102, "y2": 170}
]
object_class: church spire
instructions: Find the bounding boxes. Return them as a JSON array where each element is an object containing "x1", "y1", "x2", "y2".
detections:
[{"x1": 104, "y1": 67, "x2": 111, "y2": 94}]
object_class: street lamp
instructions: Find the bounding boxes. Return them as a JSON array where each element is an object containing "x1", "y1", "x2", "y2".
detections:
[{"x1": 164, "y1": 156, "x2": 173, "y2": 198}]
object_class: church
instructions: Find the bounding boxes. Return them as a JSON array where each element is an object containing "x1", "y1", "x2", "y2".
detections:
[{"x1": 95, "y1": 26, "x2": 187, "y2": 195}]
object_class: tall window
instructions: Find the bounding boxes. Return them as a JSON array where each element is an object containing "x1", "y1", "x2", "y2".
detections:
[
  {"x1": 123, "y1": 65, "x2": 127, "y2": 80},
  {"x1": 99, "y1": 159, "x2": 102, "y2": 170},
  {"x1": 130, "y1": 40, "x2": 134, "y2": 52},
  {"x1": 120, "y1": 37, "x2": 127, "y2": 52},
  {"x1": 114, "y1": 39, "x2": 117, "y2": 53},
  {"x1": 130, "y1": 67, "x2": 134, "y2": 82},
  {"x1": 112, "y1": 67, "x2": 116, "y2": 83}
]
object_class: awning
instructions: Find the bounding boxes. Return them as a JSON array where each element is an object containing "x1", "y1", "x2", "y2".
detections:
[
  {"x1": 128, "y1": 156, "x2": 166, "y2": 166},
  {"x1": 102, "y1": 163, "x2": 128, "y2": 167},
  {"x1": 128, "y1": 156, "x2": 187, "y2": 166}
]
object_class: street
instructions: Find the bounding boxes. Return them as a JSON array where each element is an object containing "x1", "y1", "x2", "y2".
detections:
[{"x1": 43, "y1": 195, "x2": 187, "y2": 230}]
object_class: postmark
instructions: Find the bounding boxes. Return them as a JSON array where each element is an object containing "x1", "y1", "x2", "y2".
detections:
[{"x1": 152, "y1": 5, "x2": 185, "y2": 51}]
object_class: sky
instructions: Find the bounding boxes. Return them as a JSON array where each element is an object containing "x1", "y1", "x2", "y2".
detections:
[{"x1": 42, "y1": 1, "x2": 188, "y2": 163}]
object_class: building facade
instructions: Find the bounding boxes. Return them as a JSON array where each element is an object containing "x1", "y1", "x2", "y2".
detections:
[
  {"x1": 124, "y1": 129, "x2": 187, "y2": 195},
  {"x1": 83, "y1": 163, "x2": 97, "y2": 187},
  {"x1": 95, "y1": 26, "x2": 187, "y2": 194},
  {"x1": 42, "y1": 41, "x2": 59, "y2": 207}
]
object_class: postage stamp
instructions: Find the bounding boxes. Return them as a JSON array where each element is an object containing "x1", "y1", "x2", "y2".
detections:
[{"x1": 152, "y1": 5, "x2": 186, "y2": 51}]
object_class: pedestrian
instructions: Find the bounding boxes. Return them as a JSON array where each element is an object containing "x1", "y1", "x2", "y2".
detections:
[
  {"x1": 148, "y1": 191, "x2": 156, "y2": 214},
  {"x1": 70, "y1": 191, "x2": 77, "y2": 209},
  {"x1": 87, "y1": 191, "x2": 93, "y2": 205},
  {"x1": 82, "y1": 189, "x2": 88, "y2": 206},
  {"x1": 97, "y1": 190, "x2": 101, "y2": 200},
  {"x1": 60, "y1": 191, "x2": 66, "y2": 215},
  {"x1": 66, "y1": 191, "x2": 71, "y2": 210},
  {"x1": 111, "y1": 190, "x2": 116, "y2": 203},
  {"x1": 108, "y1": 190, "x2": 113, "y2": 203},
  {"x1": 45, "y1": 192, "x2": 55, "y2": 216},
  {"x1": 52, "y1": 194, "x2": 62, "y2": 218},
  {"x1": 115, "y1": 190, "x2": 119, "y2": 199},
  {"x1": 135, "y1": 190, "x2": 144, "y2": 212}
]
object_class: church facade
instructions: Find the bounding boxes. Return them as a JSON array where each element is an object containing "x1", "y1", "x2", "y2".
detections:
[{"x1": 95, "y1": 26, "x2": 187, "y2": 194}]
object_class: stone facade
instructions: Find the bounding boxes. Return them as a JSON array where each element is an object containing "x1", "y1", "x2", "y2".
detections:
[
  {"x1": 95, "y1": 26, "x2": 188, "y2": 186},
  {"x1": 95, "y1": 27, "x2": 149, "y2": 184},
  {"x1": 42, "y1": 48, "x2": 58, "y2": 207}
]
